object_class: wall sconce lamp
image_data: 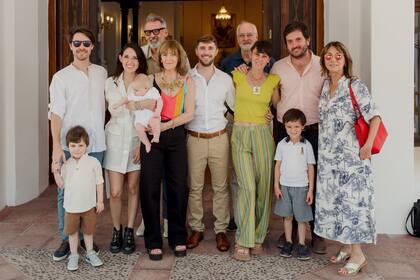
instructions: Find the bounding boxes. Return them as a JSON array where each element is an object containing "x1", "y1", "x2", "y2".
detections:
[{"x1": 101, "y1": 15, "x2": 114, "y2": 30}]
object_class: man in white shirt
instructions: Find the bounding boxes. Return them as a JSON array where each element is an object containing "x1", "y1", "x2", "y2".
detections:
[
  {"x1": 185, "y1": 35, "x2": 234, "y2": 251},
  {"x1": 49, "y1": 27, "x2": 107, "y2": 261}
]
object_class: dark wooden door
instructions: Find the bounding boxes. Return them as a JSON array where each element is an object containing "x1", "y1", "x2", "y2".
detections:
[
  {"x1": 269, "y1": 0, "x2": 324, "y2": 59},
  {"x1": 48, "y1": 0, "x2": 100, "y2": 183}
]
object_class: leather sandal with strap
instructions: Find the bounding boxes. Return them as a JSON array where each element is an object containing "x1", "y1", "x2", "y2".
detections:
[
  {"x1": 233, "y1": 245, "x2": 250, "y2": 261},
  {"x1": 330, "y1": 250, "x2": 351, "y2": 263},
  {"x1": 338, "y1": 260, "x2": 368, "y2": 276},
  {"x1": 250, "y1": 243, "x2": 263, "y2": 255}
]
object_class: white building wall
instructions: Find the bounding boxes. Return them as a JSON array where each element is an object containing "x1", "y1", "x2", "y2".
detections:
[
  {"x1": 325, "y1": 0, "x2": 417, "y2": 234},
  {"x1": 0, "y1": 0, "x2": 49, "y2": 209}
]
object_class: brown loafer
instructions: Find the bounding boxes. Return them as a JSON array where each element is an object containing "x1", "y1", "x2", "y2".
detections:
[
  {"x1": 216, "y1": 232, "x2": 230, "y2": 252},
  {"x1": 186, "y1": 231, "x2": 204, "y2": 249}
]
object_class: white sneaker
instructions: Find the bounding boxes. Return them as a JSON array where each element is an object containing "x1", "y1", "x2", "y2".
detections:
[
  {"x1": 136, "y1": 219, "x2": 145, "y2": 237},
  {"x1": 67, "y1": 254, "x2": 79, "y2": 271},
  {"x1": 85, "y1": 250, "x2": 103, "y2": 267},
  {"x1": 163, "y1": 219, "x2": 168, "y2": 238}
]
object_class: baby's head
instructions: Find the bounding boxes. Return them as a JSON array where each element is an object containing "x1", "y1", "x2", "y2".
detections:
[
  {"x1": 66, "y1": 126, "x2": 89, "y2": 160},
  {"x1": 131, "y1": 74, "x2": 152, "y2": 96},
  {"x1": 282, "y1": 108, "x2": 306, "y2": 141}
]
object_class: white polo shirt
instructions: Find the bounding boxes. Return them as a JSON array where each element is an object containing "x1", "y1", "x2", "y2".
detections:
[
  {"x1": 49, "y1": 63, "x2": 107, "y2": 153},
  {"x1": 62, "y1": 154, "x2": 104, "y2": 213},
  {"x1": 186, "y1": 66, "x2": 235, "y2": 133},
  {"x1": 274, "y1": 137, "x2": 316, "y2": 187}
]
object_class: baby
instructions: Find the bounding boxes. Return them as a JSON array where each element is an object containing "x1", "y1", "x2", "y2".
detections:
[{"x1": 113, "y1": 74, "x2": 162, "y2": 153}]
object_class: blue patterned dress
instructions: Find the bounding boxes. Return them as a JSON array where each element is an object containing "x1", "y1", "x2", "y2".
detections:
[{"x1": 314, "y1": 76, "x2": 379, "y2": 244}]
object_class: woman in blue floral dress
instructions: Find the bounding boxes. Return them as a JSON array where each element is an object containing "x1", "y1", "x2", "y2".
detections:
[{"x1": 315, "y1": 41, "x2": 382, "y2": 277}]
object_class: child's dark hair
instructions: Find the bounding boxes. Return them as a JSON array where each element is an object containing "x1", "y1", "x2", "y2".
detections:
[
  {"x1": 66, "y1": 126, "x2": 90, "y2": 146},
  {"x1": 282, "y1": 108, "x2": 307, "y2": 126}
]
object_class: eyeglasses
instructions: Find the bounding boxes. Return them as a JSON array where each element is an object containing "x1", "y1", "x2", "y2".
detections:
[
  {"x1": 324, "y1": 53, "x2": 343, "y2": 61},
  {"x1": 144, "y1": 27, "x2": 165, "y2": 36},
  {"x1": 72, "y1": 40, "x2": 92, "y2": 48},
  {"x1": 238, "y1": 33, "x2": 255, "y2": 39}
]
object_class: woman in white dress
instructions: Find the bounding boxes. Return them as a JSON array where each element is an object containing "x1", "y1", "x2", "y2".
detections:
[{"x1": 104, "y1": 43, "x2": 147, "y2": 254}]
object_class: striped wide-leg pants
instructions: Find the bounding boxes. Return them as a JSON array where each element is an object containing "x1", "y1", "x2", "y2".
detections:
[{"x1": 231, "y1": 124, "x2": 274, "y2": 248}]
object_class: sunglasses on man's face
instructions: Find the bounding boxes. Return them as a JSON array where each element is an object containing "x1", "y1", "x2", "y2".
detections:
[
  {"x1": 144, "y1": 27, "x2": 165, "y2": 36},
  {"x1": 72, "y1": 40, "x2": 92, "y2": 48}
]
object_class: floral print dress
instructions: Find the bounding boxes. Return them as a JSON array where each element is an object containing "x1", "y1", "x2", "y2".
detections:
[{"x1": 314, "y1": 76, "x2": 379, "y2": 244}]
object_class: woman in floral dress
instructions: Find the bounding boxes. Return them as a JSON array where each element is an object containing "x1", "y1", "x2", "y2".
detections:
[{"x1": 315, "y1": 41, "x2": 382, "y2": 277}]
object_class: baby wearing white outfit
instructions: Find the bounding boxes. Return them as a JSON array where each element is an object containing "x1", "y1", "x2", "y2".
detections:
[{"x1": 113, "y1": 74, "x2": 162, "y2": 153}]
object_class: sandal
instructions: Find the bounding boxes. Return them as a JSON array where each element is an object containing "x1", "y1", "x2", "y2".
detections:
[
  {"x1": 250, "y1": 243, "x2": 263, "y2": 255},
  {"x1": 330, "y1": 250, "x2": 351, "y2": 264},
  {"x1": 233, "y1": 244, "x2": 251, "y2": 261},
  {"x1": 173, "y1": 245, "x2": 187, "y2": 257},
  {"x1": 147, "y1": 248, "x2": 163, "y2": 261},
  {"x1": 338, "y1": 260, "x2": 368, "y2": 276}
]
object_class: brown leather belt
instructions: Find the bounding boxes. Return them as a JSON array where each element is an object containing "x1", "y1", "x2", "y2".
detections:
[{"x1": 187, "y1": 128, "x2": 227, "y2": 139}]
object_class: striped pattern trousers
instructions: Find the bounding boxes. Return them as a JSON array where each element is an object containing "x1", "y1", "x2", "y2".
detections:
[{"x1": 231, "y1": 124, "x2": 274, "y2": 248}]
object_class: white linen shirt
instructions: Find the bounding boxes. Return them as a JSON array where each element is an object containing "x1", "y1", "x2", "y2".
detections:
[
  {"x1": 274, "y1": 137, "x2": 316, "y2": 187},
  {"x1": 103, "y1": 75, "x2": 140, "y2": 173},
  {"x1": 62, "y1": 154, "x2": 104, "y2": 213},
  {"x1": 49, "y1": 64, "x2": 107, "y2": 153},
  {"x1": 186, "y1": 66, "x2": 235, "y2": 133}
]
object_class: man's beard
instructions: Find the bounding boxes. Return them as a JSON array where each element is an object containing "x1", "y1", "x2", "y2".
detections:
[
  {"x1": 149, "y1": 38, "x2": 161, "y2": 50},
  {"x1": 240, "y1": 43, "x2": 253, "y2": 52},
  {"x1": 199, "y1": 57, "x2": 214, "y2": 67},
  {"x1": 289, "y1": 45, "x2": 308, "y2": 59},
  {"x1": 75, "y1": 50, "x2": 89, "y2": 61}
]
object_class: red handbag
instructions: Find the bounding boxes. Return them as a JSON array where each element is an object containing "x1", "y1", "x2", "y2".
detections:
[{"x1": 348, "y1": 80, "x2": 388, "y2": 154}]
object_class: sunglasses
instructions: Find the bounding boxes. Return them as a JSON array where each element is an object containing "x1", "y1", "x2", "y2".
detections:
[
  {"x1": 324, "y1": 53, "x2": 343, "y2": 61},
  {"x1": 72, "y1": 40, "x2": 92, "y2": 48},
  {"x1": 144, "y1": 27, "x2": 165, "y2": 36}
]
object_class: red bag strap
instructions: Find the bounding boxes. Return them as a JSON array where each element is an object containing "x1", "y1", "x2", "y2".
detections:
[{"x1": 348, "y1": 79, "x2": 363, "y2": 118}]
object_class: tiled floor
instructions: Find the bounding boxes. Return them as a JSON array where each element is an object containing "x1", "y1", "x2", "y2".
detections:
[{"x1": 0, "y1": 185, "x2": 419, "y2": 279}]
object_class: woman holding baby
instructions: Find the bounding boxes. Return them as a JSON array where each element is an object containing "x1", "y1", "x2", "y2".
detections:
[
  {"x1": 139, "y1": 40, "x2": 195, "y2": 260},
  {"x1": 103, "y1": 43, "x2": 148, "y2": 255}
]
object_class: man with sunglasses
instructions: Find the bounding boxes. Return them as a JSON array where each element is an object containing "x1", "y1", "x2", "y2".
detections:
[
  {"x1": 49, "y1": 27, "x2": 107, "y2": 262},
  {"x1": 270, "y1": 21, "x2": 326, "y2": 254},
  {"x1": 141, "y1": 14, "x2": 190, "y2": 75}
]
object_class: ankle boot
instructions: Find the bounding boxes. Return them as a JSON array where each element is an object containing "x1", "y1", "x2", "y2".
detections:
[
  {"x1": 110, "y1": 226, "x2": 123, "y2": 253},
  {"x1": 122, "y1": 227, "x2": 135, "y2": 254}
]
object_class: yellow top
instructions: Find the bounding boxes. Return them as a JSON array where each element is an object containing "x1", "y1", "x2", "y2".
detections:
[{"x1": 233, "y1": 70, "x2": 280, "y2": 124}]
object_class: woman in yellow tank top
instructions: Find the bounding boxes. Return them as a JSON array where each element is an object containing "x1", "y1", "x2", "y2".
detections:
[{"x1": 231, "y1": 40, "x2": 281, "y2": 261}]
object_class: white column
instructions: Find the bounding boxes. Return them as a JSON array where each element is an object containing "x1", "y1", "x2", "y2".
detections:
[
  {"x1": 371, "y1": 0, "x2": 416, "y2": 234},
  {"x1": 325, "y1": 0, "x2": 417, "y2": 233},
  {"x1": 0, "y1": 0, "x2": 49, "y2": 208}
]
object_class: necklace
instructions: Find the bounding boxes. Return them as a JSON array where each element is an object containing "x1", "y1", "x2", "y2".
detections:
[
  {"x1": 247, "y1": 72, "x2": 266, "y2": 95},
  {"x1": 161, "y1": 73, "x2": 183, "y2": 93}
]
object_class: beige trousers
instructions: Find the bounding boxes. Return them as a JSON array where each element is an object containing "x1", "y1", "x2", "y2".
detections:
[{"x1": 187, "y1": 133, "x2": 230, "y2": 233}]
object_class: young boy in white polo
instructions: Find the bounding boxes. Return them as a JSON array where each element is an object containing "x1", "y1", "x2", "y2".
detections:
[
  {"x1": 273, "y1": 108, "x2": 315, "y2": 260},
  {"x1": 53, "y1": 126, "x2": 105, "y2": 271}
]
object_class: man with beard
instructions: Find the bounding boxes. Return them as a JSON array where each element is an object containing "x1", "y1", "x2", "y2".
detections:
[
  {"x1": 185, "y1": 35, "x2": 234, "y2": 251},
  {"x1": 220, "y1": 21, "x2": 275, "y2": 75},
  {"x1": 141, "y1": 14, "x2": 190, "y2": 74},
  {"x1": 220, "y1": 21, "x2": 275, "y2": 232},
  {"x1": 49, "y1": 28, "x2": 107, "y2": 261},
  {"x1": 270, "y1": 21, "x2": 326, "y2": 254}
]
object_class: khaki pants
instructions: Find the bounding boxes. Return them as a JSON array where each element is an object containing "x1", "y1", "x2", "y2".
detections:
[{"x1": 187, "y1": 133, "x2": 230, "y2": 233}]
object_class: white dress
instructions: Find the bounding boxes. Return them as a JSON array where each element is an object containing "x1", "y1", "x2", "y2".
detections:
[
  {"x1": 103, "y1": 74, "x2": 140, "y2": 173},
  {"x1": 127, "y1": 87, "x2": 161, "y2": 127}
]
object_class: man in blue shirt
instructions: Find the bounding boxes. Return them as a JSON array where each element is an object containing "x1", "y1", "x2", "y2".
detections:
[{"x1": 220, "y1": 21, "x2": 275, "y2": 75}]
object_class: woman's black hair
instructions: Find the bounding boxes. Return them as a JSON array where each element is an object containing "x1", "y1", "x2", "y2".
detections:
[
  {"x1": 112, "y1": 43, "x2": 148, "y2": 79},
  {"x1": 250, "y1": 40, "x2": 273, "y2": 58}
]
